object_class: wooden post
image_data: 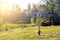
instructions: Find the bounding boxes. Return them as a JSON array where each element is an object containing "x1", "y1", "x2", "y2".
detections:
[{"x1": 38, "y1": 14, "x2": 41, "y2": 35}]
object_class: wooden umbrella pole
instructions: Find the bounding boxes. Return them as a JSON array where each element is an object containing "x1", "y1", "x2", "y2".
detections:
[{"x1": 38, "y1": 14, "x2": 41, "y2": 35}]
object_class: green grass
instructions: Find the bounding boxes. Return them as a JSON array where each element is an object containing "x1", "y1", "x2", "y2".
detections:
[
  {"x1": 0, "y1": 23, "x2": 36, "y2": 31},
  {"x1": 0, "y1": 25, "x2": 60, "y2": 40}
]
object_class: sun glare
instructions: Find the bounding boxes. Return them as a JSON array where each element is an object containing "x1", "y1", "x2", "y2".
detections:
[
  {"x1": 0, "y1": 0, "x2": 13, "y2": 14},
  {"x1": 0, "y1": 0, "x2": 39, "y2": 9},
  {"x1": 6, "y1": 0, "x2": 39, "y2": 9},
  {"x1": 0, "y1": 0, "x2": 39, "y2": 11},
  {"x1": 0, "y1": 4, "x2": 8, "y2": 10}
]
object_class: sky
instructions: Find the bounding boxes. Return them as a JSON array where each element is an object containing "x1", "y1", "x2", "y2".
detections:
[{"x1": 0, "y1": 0, "x2": 45, "y2": 9}]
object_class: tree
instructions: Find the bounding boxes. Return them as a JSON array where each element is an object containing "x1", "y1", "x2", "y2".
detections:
[
  {"x1": 27, "y1": 3, "x2": 31, "y2": 10},
  {"x1": 43, "y1": 0, "x2": 60, "y2": 25},
  {"x1": 35, "y1": 0, "x2": 60, "y2": 25}
]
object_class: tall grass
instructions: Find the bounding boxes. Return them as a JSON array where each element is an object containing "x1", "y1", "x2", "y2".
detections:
[
  {"x1": 0, "y1": 26, "x2": 60, "y2": 40},
  {"x1": 0, "y1": 23, "x2": 36, "y2": 31}
]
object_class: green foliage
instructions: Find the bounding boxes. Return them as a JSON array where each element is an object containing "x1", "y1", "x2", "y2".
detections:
[
  {"x1": 36, "y1": 18, "x2": 39, "y2": 26},
  {"x1": 31, "y1": 18, "x2": 34, "y2": 24}
]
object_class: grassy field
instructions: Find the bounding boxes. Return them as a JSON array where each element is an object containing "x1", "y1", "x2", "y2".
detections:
[{"x1": 0, "y1": 25, "x2": 60, "y2": 40}]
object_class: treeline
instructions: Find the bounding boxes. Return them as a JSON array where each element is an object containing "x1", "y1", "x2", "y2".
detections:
[{"x1": 0, "y1": 0, "x2": 60, "y2": 25}]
